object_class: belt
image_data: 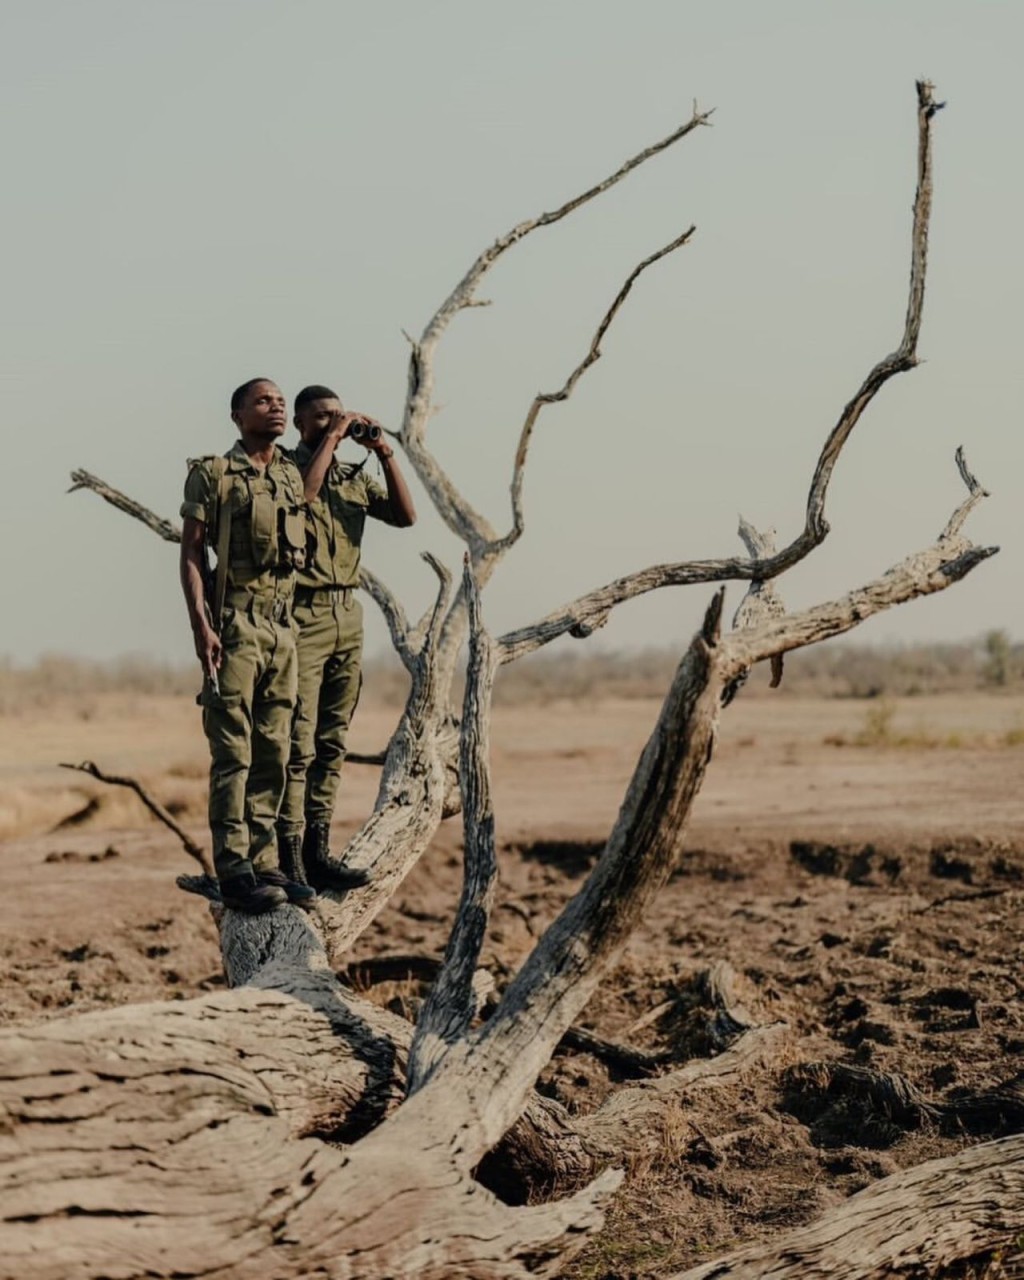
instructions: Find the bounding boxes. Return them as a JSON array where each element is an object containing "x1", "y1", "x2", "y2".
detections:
[
  {"x1": 294, "y1": 584, "x2": 355, "y2": 605},
  {"x1": 224, "y1": 591, "x2": 293, "y2": 622}
]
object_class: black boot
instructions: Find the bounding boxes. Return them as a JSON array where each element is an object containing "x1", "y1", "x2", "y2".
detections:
[
  {"x1": 276, "y1": 828, "x2": 311, "y2": 886},
  {"x1": 219, "y1": 872, "x2": 288, "y2": 914},
  {"x1": 303, "y1": 821, "x2": 370, "y2": 893},
  {"x1": 263, "y1": 831, "x2": 318, "y2": 908}
]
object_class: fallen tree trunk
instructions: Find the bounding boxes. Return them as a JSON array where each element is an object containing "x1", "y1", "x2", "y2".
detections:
[
  {"x1": 671, "y1": 1135, "x2": 1024, "y2": 1280},
  {"x1": 0, "y1": 911, "x2": 789, "y2": 1279}
]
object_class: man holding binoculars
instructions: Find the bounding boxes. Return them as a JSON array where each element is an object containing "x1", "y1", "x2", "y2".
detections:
[{"x1": 276, "y1": 384, "x2": 417, "y2": 891}]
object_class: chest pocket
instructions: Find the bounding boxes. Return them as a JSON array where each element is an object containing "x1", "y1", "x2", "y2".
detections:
[
  {"x1": 226, "y1": 479, "x2": 256, "y2": 568},
  {"x1": 279, "y1": 509, "x2": 307, "y2": 569},
  {"x1": 328, "y1": 487, "x2": 368, "y2": 550},
  {"x1": 225, "y1": 474, "x2": 304, "y2": 571},
  {"x1": 249, "y1": 478, "x2": 277, "y2": 569}
]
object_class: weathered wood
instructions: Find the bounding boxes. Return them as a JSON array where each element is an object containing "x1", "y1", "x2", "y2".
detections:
[
  {"x1": 0, "y1": 926, "x2": 595, "y2": 1278},
  {"x1": 698, "y1": 960, "x2": 760, "y2": 1051},
  {"x1": 789, "y1": 1059, "x2": 1024, "y2": 1136},
  {"x1": 671, "y1": 1135, "x2": 1024, "y2": 1280},
  {"x1": 407, "y1": 559, "x2": 499, "y2": 1092}
]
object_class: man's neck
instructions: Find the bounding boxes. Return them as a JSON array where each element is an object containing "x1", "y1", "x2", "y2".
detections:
[{"x1": 238, "y1": 434, "x2": 278, "y2": 470}]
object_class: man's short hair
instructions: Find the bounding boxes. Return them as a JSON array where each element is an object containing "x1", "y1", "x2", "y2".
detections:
[
  {"x1": 294, "y1": 384, "x2": 339, "y2": 412},
  {"x1": 230, "y1": 378, "x2": 275, "y2": 414}
]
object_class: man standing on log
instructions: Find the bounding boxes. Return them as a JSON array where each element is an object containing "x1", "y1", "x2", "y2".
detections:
[
  {"x1": 179, "y1": 378, "x2": 317, "y2": 913},
  {"x1": 276, "y1": 385, "x2": 416, "y2": 891}
]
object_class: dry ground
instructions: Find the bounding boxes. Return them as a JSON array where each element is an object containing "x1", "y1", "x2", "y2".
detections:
[{"x1": 2, "y1": 687, "x2": 1024, "y2": 1277}]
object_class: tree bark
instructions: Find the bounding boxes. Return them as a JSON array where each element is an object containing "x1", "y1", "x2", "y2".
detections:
[{"x1": 671, "y1": 1136, "x2": 1024, "y2": 1280}]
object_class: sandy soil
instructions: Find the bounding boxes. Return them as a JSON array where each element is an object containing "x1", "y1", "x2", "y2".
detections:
[{"x1": 2, "y1": 688, "x2": 1023, "y2": 1276}]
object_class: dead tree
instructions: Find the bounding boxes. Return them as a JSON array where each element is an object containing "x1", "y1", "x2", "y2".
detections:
[{"x1": 2, "y1": 82, "x2": 1015, "y2": 1280}]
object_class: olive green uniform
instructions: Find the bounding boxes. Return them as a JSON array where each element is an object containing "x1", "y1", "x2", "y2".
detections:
[
  {"x1": 278, "y1": 444, "x2": 399, "y2": 835},
  {"x1": 181, "y1": 441, "x2": 307, "y2": 883}
]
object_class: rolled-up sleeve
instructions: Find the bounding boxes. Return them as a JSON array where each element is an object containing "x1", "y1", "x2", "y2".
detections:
[{"x1": 180, "y1": 461, "x2": 212, "y2": 523}]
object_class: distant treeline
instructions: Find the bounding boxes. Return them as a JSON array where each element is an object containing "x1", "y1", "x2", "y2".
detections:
[
  {"x1": 492, "y1": 630, "x2": 1023, "y2": 703},
  {"x1": 2, "y1": 632, "x2": 1021, "y2": 713}
]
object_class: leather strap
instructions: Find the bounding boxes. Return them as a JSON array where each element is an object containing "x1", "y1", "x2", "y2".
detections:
[{"x1": 211, "y1": 458, "x2": 232, "y2": 633}]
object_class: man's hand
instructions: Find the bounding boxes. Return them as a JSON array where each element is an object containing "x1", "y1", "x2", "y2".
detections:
[
  {"x1": 326, "y1": 409, "x2": 362, "y2": 445},
  {"x1": 362, "y1": 419, "x2": 393, "y2": 457},
  {"x1": 336, "y1": 410, "x2": 388, "y2": 453},
  {"x1": 193, "y1": 622, "x2": 223, "y2": 683}
]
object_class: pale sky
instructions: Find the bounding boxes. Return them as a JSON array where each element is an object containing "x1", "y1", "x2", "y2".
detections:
[{"x1": 2, "y1": 1, "x2": 1020, "y2": 665}]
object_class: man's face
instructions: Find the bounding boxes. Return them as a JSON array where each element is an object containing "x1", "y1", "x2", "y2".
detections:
[
  {"x1": 295, "y1": 396, "x2": 343, "y2": 444},
  {"x1": 231, "y1": 381, "x2": 287, "y2": 439}
]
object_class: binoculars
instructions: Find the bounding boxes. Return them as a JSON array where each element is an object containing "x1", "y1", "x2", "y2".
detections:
[{"x1": 349, "y1": 420, "x2": 382, "y2": 444}]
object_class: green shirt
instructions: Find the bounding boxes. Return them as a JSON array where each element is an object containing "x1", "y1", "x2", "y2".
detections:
[
  {"x1": 292, "y1": 440, "x2": 399, "y2": 589},
  {"x1": 181, "y1": 441, "x2": 307, "y2": 597}
]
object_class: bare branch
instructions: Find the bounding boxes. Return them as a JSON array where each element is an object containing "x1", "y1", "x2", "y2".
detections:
[
  {"x1": 497, "y1": 82, "x2": 947, "y2": 664},
  {"x1": 728, "y1": 544, "x2": 995, "y2": 680},
  {"x1": 359, "y1": 566, "x2": 415, "y2": 669},
  {"x1": 420, "y1": 452, "x2": 995, "y2": 1159},
  {"x1": 407, "y1": 559, "x2": 498, "y2": 1093},
  {"x1": 396, "y1": 105, "x2": 712, "y2": 552},
  {"x1": 344, "y1": 749, "x2": 388, "y2": 767},
  {"x1": 397, "y1": 433, "x2": 499, "y2": 552},
  {"x1": 59, "y1": 760, "x2": 213, "y2": 878},
  {"x1": 555, "y1": 1025, "x2": 663, "y2": 1076},
  {"x1": 735, "y1": 516, "x2": 775, "y2": 562},
  {"x1": 359, "y1": 552, "x2": 452, "y2": 680},
  {"x1": 423, "y1": 591, "x2": 730, "y2": 1158},
  {"x1": 801, "y1": 80, "x2": 944, "y2": 544},
  {"x1": 730, "y1": 521, "x2": 785, "y2": 691},
  {"x1": 409, "y1": 552, "x2": 454, "y2": 661},
  {"x1": 492, "y1": 226, "x2": 697, "y2": 552},
  {"x1": 723, "y1": 454, "x2": 996, "y2": 680},
  {"x1": 496, "y1": 555, "x2": 766, "y2": 664},
  {"x1": 411, "y1": 104, "x2": 712, "y2": 388},
  {"x1": 942, "y1": 444, "x2": 989, "y2": 540},
  {"x1": 68, "y1": 470, "x2": 181, "y2": 542}
]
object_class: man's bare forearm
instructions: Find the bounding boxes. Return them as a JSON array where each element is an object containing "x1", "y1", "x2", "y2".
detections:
[
  {"x1": 180, "y1": 555, "x2": 208, "y2": 635},
  {"x1": 301, "y1": 431, "x2": 341, "y2": 503},
  {"x1": 180, "y1": 517, "x2": 222, "y2": 677},
  {"x1": 378, "y1": 450, "x2": 417, "y2": 526},
  {"x1": 179, "y1": 522, "x2": 209, "y2": 632}
]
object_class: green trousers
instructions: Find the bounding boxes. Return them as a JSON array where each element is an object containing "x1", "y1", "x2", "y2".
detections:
[
  {"x1": 202, "y1": 601, "x2": 298, "y2": 882},
  {"x1": 279, "y1": 590, "x2": 363, "y2": 834}
]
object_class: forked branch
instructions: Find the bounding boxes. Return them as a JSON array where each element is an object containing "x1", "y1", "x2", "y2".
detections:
[
  {"x1": 397, "y1": 105, "x2": 712, "y2": 552},
  {"x1": 496, "y1": 225, "x2": 697, "y2": 553},
  {"x1": 419, "y1": 457, "x2": 993, "y2": 1164},
  {"x1": 404, "y1": 102, "x2": 713, "y2": 438},
  {"x1": 59, "y1": 760, "x2": 213, "y2": 877},
  {"x1": 723, "y1": 451, "x2": 996, "y2": 679},
  {"x1": 68, "y1": 470, "x2": 180, "y2": 542},
  {"x1": 496, "y1": 80, "x2": 946, "y2": 664},
  {"x1": 942, "y1": 443, "x2": 989, "y2": 540}
]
